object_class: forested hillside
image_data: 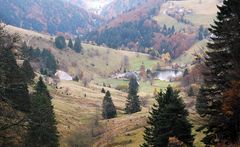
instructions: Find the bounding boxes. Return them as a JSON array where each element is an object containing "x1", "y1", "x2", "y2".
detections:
[
  {"x1": 0, "y1": 0, "x2": 101, "y2": 34},
  {"x1": 84, "y1": 0, "x2": 212, "y2": 59}
]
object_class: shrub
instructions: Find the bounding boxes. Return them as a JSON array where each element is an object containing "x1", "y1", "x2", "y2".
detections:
[{"x1": 115, "y1": 84, "x2": 129, "y2": 92}]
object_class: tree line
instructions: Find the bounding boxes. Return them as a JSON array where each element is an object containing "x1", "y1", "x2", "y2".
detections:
[
  {"x1": 84, "y1": 19, "x2": 176, "y2": 51},
  {"x1": 21, "y1": 43, "x2": 58, "y2": 76},
  {"x1": 55, "y1": 36, "x2": 82, "y2": 53}
]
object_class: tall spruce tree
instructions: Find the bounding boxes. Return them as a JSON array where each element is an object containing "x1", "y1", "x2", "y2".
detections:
[
  {"x1": 183, "y1": 68, "x2": 189, "y2": 77},
  {"x1": 26, "y1": 77, "x2": 59, "y2": 147},
  {"x1": 188, "y1": 86, "x2": 194, "y2": 97},
  {"x1": 142, "y1": 86, "x2": 193, "y2": 147},
  {"x1": 73, "y1": 37, "x2": 82, "y2": 53},
  {"x1": 68, "y1": 38, "x2": 73, "y2": 49},
  {"x1": 196, "y1": 0, "x2": 240, "y2": 145},
  {"x1": 0, "y1": 28, "x2": 30, "y2": 111},
  {"x1": 125, "y1": 77, "x2": 141, "y2": 114},
  {"x1": 21, "y1": 60, "x2": 35, "y2": 83},
  {"x1": 102, "y1": 91, "x2": 117, "y2": 119}
]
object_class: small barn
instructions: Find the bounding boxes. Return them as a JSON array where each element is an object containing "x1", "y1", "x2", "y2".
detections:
[{"x1": 55, "y1": 70, "x2": 73, "y2": 81}]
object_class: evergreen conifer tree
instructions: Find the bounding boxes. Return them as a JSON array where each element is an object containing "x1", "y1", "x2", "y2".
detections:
[
  {"x1": 41, "y1": 49, "x2": 57, "y2": 75},
  {"x1": 21, "y1": 41, "x2": 31, "y2": 59},
  {"x1": 21, "y1": 60, "x2": 35, "y2": 83},
  {"x1": 142, "y1": 86, "x2": 193, "y2": 147},
  {"x1": 125, "y1": 78, "x2": 141, "y2": 114},
  {"x1": 102, "y1": 91, "x2": 117, "y2": 119},
  {"x1": 196, "y1": 0, "x2": 240, "y2": 145},
  {"x1": 101, "y1": 88, "x2": 106, "y2": 93},
  {"x1": 73, "y1": 37, "x2": 82, "y2": 53},
  {"x1": 188, "y1": 86, "x2": 194, "y2": 97},
  {"x1": 55, "y1": 36, "x2": 66, "y2": 49},
  {"x1": 0, "y1": 37, "x2": 30, "y2": 111},
  {"x1": 26, "y1": 77, "x2": 59, "y2": 147},
  {"x1": 68, "y1": 38, "x2": 73, "y2": 49},
  {"x1": 183, "y1": 69, "x2": 189, "y2": 77}
]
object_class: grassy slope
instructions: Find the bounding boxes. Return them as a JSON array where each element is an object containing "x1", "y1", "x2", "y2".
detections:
[
  {"x1": 154, "y1": 0, "x2": 218, "y2": 28},
  {"x1": 95, "y1": 78, "x2": 172, "y2": 96},
  {"x1": 154, "y1": 13, "x2": 187, "y2": 31},
  {"x1": 173, "y1": 39, "x2": 207, "y2": 65},
  {"x1": 6, "y1": 24, "x2": 206, "y2": 146},
  {"x1": 50, "y1": 80, "x2": 151, "y2": 147},
  {"x1": 4, "y1": 25, "x2": 172, "y2": 146},
  {"x1": 4, "y1": 24, "x2": 162, "y2": 77}
]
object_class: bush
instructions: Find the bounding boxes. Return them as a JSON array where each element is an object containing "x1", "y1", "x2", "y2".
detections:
[
  {"x1": 101, "y1": 88, "x2": 106, "y2": 93},
  {"x1": 55, "y1": 36, "x2": 66, "y2": 49},
  {"x1": 115, "y1": 84, "x2": 129, "y2": 92}
]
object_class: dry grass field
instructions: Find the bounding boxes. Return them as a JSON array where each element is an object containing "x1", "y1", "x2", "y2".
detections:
[{"x1": 50, "y1": 80, "x2": 151, "y2": 147}]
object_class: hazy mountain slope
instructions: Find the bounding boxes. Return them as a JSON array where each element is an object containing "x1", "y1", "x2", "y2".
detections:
[
  {"x1": 173, "y1": 40, "x2": 207, "y2": 65},
  {"x1": 0, "y1": 0, "x2": 101, "y2": 34},
  {"x1": 101, "y1": 0, "x2": 163, "y2": 28},
  {"x1": 63, "y1": 0, "x2": 113, "y2": 14},
  {"x1": 84, "y1": 0, "x2": 218, "y2": 61},
  {"x1": 100, "y1": 0, "x2": 148, "y2": 20}
]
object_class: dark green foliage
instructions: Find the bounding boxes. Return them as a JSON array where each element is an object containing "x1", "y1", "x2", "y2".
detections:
[
  {"x1": 161, "y1": 24, "x2": 175, "y2": 36},
  {"x1": 21, "y1": 45, "x2": 57, "y2": 76},
  {"x1": 142, "y1": 86, "x2": 193, "y2": 147},
  {"x1": 125, "y1": 78, "x2": 141, "y2": 114},
  {"x1": 197, "y1": 25, "x2": 208, "y2": 40},
  {"x1": 41, "y1": 49, "x2": 57, "y2": 75},
  {"x1": 196, "y1": 0, "x2": 240, "y2": 145},
  {"x1": 102, "y1": 91, "x2": 117, "y2": 119},
  {"x1": 73, "y1": 76, "x2": 79, "y2": 82},
  {"x1": 0, "y1": 0, "x2": 98, "y2": 34},
  {"x1": 21, "y1": 60, "x2": 35, "y2": 83},
  {"x1": 21, "y1": 42, "x2": 31, "y2": 59},
  {"x1": 188, "y1": 86, "x2": 194, "y2": 97},
  {"x1": 68, "y1": 39, "x2": 73, "y2": 49},
  {"x1": 85, "y1": 19, "x2": 158, "y2": 49},
  {"x1": 183, "y1": 69, "x2": 189, "y2": 77},
  {"x1": 101, "y1": 88, "x2": 106, "y2": 93},
  {"x1": 40, "y1": 68, "x2": 47, "y2": 76},
  {"x1": 30, "y1": 47, "x2": 41, "y2": 60},
  {"x1": 158, "y1": 40, "x2": 178, "y2": 58},
  {"x1": 196, "y1": 87, "x2": 208, "y2": 116},
  {"x1": 0, "y1": 41, "x2": 30, "y2": 112},
  {"x1": 148, "y1": 49, "x2": 160, "y2": 59},
  {"x1": 35, "y1": 77, "x2": 51, "y2": 98},
  {"x1": 26, "y1": 77, "x2": 59, "y2": 147},
  {"x1": 73, "y1": 37, "x2": 82, "y2": 53},
  {"x1": 55, "y1": 36, "x2": 66, "y2": 49}
]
